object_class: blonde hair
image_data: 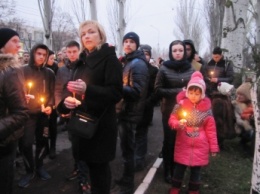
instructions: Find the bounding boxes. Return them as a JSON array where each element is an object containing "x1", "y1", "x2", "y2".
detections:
[{"x1": 79, "y1": 20, "x2": 107, "y2": 52}]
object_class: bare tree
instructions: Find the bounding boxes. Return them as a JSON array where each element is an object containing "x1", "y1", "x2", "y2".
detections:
[
  {"x1": 71, "y1": 0, "x2": 89, "y2": 25},
  {"x1": 221, "y1": 0, "x2": 249, "y2": 72},
  {"x1": 52, "y1": 9, "x2": 78, "y2": 52},
  {"x1": 204, "y1": 0, "x2": 225, "y2": 52},
  {"x1": 107, "y1": 0, "x2": 133, "y2": 56},
  {"x1": 0, "y1": 0, "x2": 15, "y2": 22},
  {"x1": 38, "y1": 0, "x2": 55, "y2": 49},
  {"x1": 173, "y1": 0, "x2": 204, "y2": 52}
]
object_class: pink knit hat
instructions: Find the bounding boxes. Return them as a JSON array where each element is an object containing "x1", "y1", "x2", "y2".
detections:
[{"x1": 186, "y1": 71, "x2": 206, "y2": 99}]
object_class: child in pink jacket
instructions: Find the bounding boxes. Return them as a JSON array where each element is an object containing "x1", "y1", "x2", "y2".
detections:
[{"x1": 168, "y1": 71, "x2": 219, "y2": 194}]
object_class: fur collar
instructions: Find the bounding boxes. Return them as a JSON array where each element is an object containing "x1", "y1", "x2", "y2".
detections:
[{"x1": 0, "y1": 53, "x2": 21, "y2": 72}]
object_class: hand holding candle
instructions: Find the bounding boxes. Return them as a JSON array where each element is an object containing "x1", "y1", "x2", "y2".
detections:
[
  {"x1": 40, "y1": 97, "x2": 45, "y2": 112},
  {"x1": 179, "y1": 111, "x2": 187, "y2": 127},
  {"x1": 27, "y1": 82, "x2": 33, "y2": 94}
]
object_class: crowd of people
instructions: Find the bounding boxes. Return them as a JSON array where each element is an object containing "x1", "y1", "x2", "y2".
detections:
[{"x1": 0, "y1": 19, "x2": 256, "y2": 194}]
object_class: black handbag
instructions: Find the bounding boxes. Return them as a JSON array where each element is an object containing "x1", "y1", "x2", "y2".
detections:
[{"x1": 67, "y1": 109, "x2": 106, "y2": 139}]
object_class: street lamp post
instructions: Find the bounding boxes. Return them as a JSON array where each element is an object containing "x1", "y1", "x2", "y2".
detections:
[{"x1": 150, "y1": 25, "x2": 160, "y2": 57}]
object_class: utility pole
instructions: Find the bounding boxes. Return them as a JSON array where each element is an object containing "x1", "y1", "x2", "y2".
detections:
[
  {"x1": 150, "y1": 25, "x2": 160, "y2": 58},
  {"x1": 38, "y1": 0, "x2": 53, "y2": 49},
  {"x1": 89, "y1": 0, "x2": 97, "y2": 20}
]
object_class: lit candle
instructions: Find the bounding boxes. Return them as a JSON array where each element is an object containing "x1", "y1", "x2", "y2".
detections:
[
  {"x1": 180, "y1": 111, "x2": 187, "y2": 124},
  {"x1": 40, "y1": 97, "x2": 45, "y2": 112},
  {"x1": 210, "y1": 71, "x2": 214, "y2": 78},
  {"x1": 27, "y1": 82, "x2": 32, "y2": 94}
]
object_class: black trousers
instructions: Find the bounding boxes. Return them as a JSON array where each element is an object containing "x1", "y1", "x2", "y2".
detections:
[
  {"x1": 0, "y1": 142, "x2": 17, "y2": 194},
  {"x1": 173, "y1": 162, "x2": 201, "y2": 182},
  {"x1": 135, "y1": 105, "x2": 154, "y2": 164},
  {"x1": 19, "y1": 113, "x2": 49, "y2": 173},
  {"x1": 162, "y1": 115, "x2": 176, "y2": 177},
  {"x1": 86, "y1": 162, "x2": 111, "y2": 194},
  {"x1": 48, "y1": 110, "x2": 57, "y2": 149}
]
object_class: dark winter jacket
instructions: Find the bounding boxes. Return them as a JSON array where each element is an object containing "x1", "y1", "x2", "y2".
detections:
[
  {"x1": 55, "y1": 60, "x2": 77, "y2": 107},
  {"x1": 57, "y1": 43, "x2": 123, "y2": 163},
  {"x1": 46, "y1": 61, "x2": 58, "y2": 75},
  {"x1": 0, "y1": 53, "x2": 28, "y2": 156},
  {"x1": 205, "y1": 57, "x2": 234, "y2": 96},
  {"x1": 118, "y1": 50, "x2": 149, "y2": 123},
  {"x1": 22, "y1": 44, "x2": 55, "y2": 114}
]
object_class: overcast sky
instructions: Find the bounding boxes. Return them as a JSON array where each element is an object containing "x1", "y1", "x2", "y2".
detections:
[{"x1": 15, "y1": 0, "x2": 206, "y2": 53}]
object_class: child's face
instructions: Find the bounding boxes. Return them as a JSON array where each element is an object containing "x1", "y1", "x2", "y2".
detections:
[
  {"x1": 236, "y1": 93, "x2": 247, "y2": 102},
  {"x1": 187, "y1": 89, "x2": 202, "y2": 104}
]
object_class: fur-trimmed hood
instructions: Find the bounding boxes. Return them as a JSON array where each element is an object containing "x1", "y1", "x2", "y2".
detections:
[{"x1": 0, "y1": 53, "x2": 21, "y2": 72}]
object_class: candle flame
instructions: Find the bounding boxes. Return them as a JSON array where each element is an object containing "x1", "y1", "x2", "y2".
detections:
[
  {"x1": 210, "y1": 71, "x2": 214, "y2": 75},
  {"x1": 28, "y1": 82, "x2": 32, "y2": 88},
  {"x1": 40, "y1": 97, "x2": 45, "y2": 103},
  {"x1": 183, "y1": 111, "x2": 187, "y2": 118}
]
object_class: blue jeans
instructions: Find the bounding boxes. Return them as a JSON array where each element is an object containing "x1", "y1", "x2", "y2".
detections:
[
  {"x1": 0, "y1": 142, "x2": 17, "y2": 194},
  {"x1": 118, "y1": 121, "x2": 137, "y2": 181}
]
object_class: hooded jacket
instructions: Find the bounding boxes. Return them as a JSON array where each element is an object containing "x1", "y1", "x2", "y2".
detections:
[
  {"x1": 0, "y1": 53, "x2": 28, "y2": 155},
  {"x1": 168, "y1": 91, "x2": 219, "y2": 166},
  {"x1": 155, "y1": 41, "x2": 194, "y2": 118},
  {"x1": 22, "y1": 44, "x2": 55, "y2": 114}
]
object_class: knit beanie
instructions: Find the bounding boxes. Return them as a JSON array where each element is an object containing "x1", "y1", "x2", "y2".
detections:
[
  {"x1": 139, "y1": 44, "x2": 152, "y2": 56},
  {"x1": 123, "y1": 32, "x2": 140, "y2": 49},
  {"x1": 217, "y1": 82, "x2": 234, "y2": 95},
  {"x1": 0, "y1": 28, "x2": 19, "y2": 48},
  {"x1": 212, "y1": 46, "x2": 222, "y2": 55},
  {"x1": 236, "y1": 82, "x2": 252, "y2": 101},
  {"x1": 186, "y1": 71, "x2": 206, "y2": 99}
]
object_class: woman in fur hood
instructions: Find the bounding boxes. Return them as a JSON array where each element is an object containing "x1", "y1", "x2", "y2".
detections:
[
  {"x1": 232, "y1": 82, "x2": 254, "y2": 143},
  {"x1": 0, "y1": 28, "x2": 28, "y2": 194}
]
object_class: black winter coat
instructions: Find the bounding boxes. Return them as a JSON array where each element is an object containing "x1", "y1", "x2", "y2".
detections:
[
  {"x1": 118, "y1": 50, "x2": 149, "y2": 123},
  {"x1": 22, "y1": 65, "x2": 55, "y2": 114},
  {"x1": 155, "y1": 61, "x2": 194, "y2": 119},
  {"x1": 205, "y1": 57, "x2": 233, "y2": 96},
  {"x1": 55, "y1": 61, "x2": 77, "y2": 107},
  {"x1": 0, "y1": 54, "x2": 28, "y2": 157},
  {"x1": 57, "y1": 43, "x2": 123, "y2": 162}
]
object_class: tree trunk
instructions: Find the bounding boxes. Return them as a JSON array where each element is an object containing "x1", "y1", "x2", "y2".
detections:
[
  {"x1": 221, "y1": 0, "x2": 249, "y2": 72},
  {"x1": 117, "y1": 0, "x2": 126, "y2": 56},
  {"x1": 89, "y1": 0, "x2": 97, "y2": 20},
  {"x1": 256, "y1": 0, "x2": 260, "y2": 45},
  {"x1": 250, "y1": 73, "x2": 260, "y2": 193}
]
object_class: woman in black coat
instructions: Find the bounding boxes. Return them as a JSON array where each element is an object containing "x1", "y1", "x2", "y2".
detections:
[
  {"x1": 155, "y1": 40, "x2": 194, "y2": 184},
  {"x1": 57, "y1": 20, "x2": 123, "y2": 194}
]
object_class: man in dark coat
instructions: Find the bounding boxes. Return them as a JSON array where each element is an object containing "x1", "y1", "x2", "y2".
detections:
[
  {"x1": 204, "y1": 46, "x2": 234, "y2": 98},
  {"x1": 205, "y1": 46, "x2": 234, "y2": 148},
  {"x1": 0, "y1": 28, "x2": 29, "y2": 194},
  {"x1": 115, "y1": 32, "x2": 149, "y2": 194},
  {"x1": 18, "y1": 43, "x2": 55, "y2": 188},
  {"x1": 135, "y1": 44, "x2": 158, "y2": 171},
  {"x1": 45, "y1": 50, "x2": 58, "y2": 159}
]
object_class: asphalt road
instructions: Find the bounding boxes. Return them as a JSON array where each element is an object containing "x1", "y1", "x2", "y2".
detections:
[{"x1": 13, "y1": 106, "x2": 163, "y2": 194}]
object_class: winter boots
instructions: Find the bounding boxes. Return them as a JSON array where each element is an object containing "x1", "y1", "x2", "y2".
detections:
[
  {"x1": 188, "y1": 181, "x2": 200, "y2": 194},
  {"x1": 169, "y1": 179, "x2": 182, "y2": 194}
]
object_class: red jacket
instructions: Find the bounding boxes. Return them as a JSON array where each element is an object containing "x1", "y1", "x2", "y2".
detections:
[{"x1": 168, "y1": 91, "x2": 219, "y2": 166}]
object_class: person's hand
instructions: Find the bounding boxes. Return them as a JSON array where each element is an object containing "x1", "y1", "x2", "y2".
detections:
[
  {"x1": 43, "y1": 106, "x2": 52, "y2": 115},
  {"x1": 179, "y1": 119, "x2": 187, "y2": 129},
  {"x1": 211, "y1": 153, "x2": 217, "y2": 157},
  {"x1": 210, "y1": 78, "x2": 218, "y2": 83},
  {"x1": 64, "y1": 96, "x2": 81, "y2": 109},
  {"x1": 67, "y1": 79, "x2": 87, "y2": 95}
]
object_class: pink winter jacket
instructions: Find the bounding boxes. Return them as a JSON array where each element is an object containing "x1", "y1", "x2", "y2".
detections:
[{"x1": 168, "y1": 91, "x2": 219, "y2": 166}]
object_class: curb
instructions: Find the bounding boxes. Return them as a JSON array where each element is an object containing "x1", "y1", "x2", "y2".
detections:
[{"x1": 134, "y1": 158, "x2": 163, "y2": 194}]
